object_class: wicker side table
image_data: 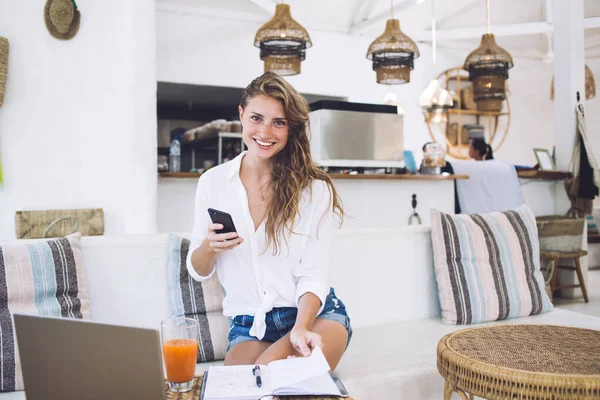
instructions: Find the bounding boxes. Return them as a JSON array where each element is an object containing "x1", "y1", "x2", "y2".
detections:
[
  {"x1": 437, "y1": 325, "x2": 600, "y2": 400},
  {"x1": 164, "y1": 375, "x2": 353, "y2": 400}
]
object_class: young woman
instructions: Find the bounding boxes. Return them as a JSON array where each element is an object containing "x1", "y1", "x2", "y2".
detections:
[
  {"x1": 186, "y1": 72, "x2": 351, "y2": 370},
  {"x1": 469, "y1": 138, "x2": 494, "y2": 161}
]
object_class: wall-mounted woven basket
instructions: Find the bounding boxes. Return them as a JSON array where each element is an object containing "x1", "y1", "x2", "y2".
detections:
[
  {"x1": 0, "y1": 37, "x2": 8, "y2": 108},
  {"x1": 15, "y1": 208, "x2": 104, "y2": 239}
]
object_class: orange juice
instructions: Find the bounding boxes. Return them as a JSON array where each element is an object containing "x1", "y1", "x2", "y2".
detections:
[{"x1": 162, "y1": 338, "x2": 198, "y2": 383}]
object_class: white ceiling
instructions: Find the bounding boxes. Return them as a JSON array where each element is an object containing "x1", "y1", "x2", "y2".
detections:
[{"x1": 155, "y1": 0, "x2": 600, "y2": 58}]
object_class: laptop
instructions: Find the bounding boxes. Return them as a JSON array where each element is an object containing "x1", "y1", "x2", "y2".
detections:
[{"x1": 14, "y1": 314, "x2": 166, "y2": 400}]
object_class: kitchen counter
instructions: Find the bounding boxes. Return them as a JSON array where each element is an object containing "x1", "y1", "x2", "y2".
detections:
[
  {"x1": 158, "y1": 172, "x2": 469, "y2": 180},
  {"x1": 157, "y1": 169, "x2": 571, "y2": 233},
  {"x1": 157, "y1": 172, "x2": 462, "y2": 232}
]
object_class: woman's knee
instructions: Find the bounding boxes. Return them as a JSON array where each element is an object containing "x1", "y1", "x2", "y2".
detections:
[{"x1": 312, "y1": 319, "x2": 349, "y2": 370}]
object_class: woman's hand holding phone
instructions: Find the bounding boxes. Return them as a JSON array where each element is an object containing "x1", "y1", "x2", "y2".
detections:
[{"x1": 206, "y1": 223, "x2": 243, "y2": 253}]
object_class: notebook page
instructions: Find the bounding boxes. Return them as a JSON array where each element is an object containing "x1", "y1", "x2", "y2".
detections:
[
  {"x1": 204, "y1": 365, "x2": 269, "y2": 400},
  {"x1": 268, "y1": 346, "x2": 331, "y2": 390},
  {"x1": 273, "y1": 372, "x2": 342, "y2": 396}
]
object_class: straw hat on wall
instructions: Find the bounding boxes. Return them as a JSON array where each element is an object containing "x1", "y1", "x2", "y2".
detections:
[{"x1": 44, "y1": 0, "x2": 80, "y2": 40}]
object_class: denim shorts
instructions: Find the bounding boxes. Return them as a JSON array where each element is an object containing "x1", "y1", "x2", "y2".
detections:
[{"x1": 227, "y1": 287, "x2": 352, "y2": 351}]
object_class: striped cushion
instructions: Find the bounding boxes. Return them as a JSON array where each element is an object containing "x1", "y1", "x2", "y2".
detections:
[
  {"x1": 431, "y1": 204, "x2": 553, "y2": 325},
  {"x1": 0, "y1": 233, "x2": 90, "y2": 391},
  {"x1": 166, "y1": 234, "x2": 229, "y2": 362}
]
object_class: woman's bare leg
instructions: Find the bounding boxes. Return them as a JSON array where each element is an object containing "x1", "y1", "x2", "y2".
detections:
[
  {"x1": 255, "y1": 319, "x2": 349, "y2": 369},
  {"x1": 224, "y1": 340, "x2": 272, "y2": 365}
]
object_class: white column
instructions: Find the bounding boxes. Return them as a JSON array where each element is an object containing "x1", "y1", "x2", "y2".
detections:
[
  {"x1": 553, "y1": 0, "x2": 585, "y2": 214},
  {"x1": 121, "y1": 0, "x2": 158, "y2": 234},
  {"x1": 552, "y1": 0, "x2": 587, "y2": 299}
]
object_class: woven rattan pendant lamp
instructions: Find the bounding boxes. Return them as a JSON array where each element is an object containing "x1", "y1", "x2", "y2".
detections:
[
  {"x1": 550, "y1": 65, "x2": 596, "y2": 100},
  {"x1": 418, "y1": 0, "x2": 453, "y2": 123},
  {"x1": 366, "y1": 0, "x2": 420, "y2": 85},
  {"x1": 463, "y1": 0, "x2": 513, "y2": 111},
  {"x1": 254, "y1": 2, "x2": 312, "y2": 76}
]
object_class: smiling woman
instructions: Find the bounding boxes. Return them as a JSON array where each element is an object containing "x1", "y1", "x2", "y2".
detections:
[{"x1": 186, "y1": 72, "x2": 352, "y2": 372}]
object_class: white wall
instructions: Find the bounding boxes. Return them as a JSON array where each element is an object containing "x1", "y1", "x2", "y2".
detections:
[{"x1": 0, "y1": 1, "x2": 158, "y2": 239}]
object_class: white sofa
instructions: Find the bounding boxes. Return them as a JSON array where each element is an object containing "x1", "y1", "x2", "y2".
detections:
[{"x1": 1, "y1": 226, "x2": 599, "y2": 399}]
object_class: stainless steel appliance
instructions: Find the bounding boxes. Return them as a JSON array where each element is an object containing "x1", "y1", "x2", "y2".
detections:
[{"x1": 309, "y1": 101, "x2": 403, "y2": 168}]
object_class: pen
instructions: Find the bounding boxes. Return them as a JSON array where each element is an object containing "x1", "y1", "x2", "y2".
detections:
[{"x1": 252, "y1": 365, "x2": 262, "y2": 388}]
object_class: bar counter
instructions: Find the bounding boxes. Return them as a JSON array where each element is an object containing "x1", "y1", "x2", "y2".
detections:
[
  {"x1": 159, "y1": 172, "x2": 468, "y2": 180},
  {"x1": 157, "y1": 172, "x2": 464, "y2": 232}
]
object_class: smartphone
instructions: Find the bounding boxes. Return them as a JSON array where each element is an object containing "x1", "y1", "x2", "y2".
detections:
[{"x1": 207, "y1": 208, "x2": 238, "y2": 236}]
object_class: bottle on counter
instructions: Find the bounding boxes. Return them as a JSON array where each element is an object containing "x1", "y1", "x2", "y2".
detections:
[{"x1": 169, "y1": 139, "x2": 181, "y2": 173}]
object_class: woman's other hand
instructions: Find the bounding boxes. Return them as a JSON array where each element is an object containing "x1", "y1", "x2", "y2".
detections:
[
  {"x1": 206, "y1": 223, "x2": 244, "y2": 253},
  {"x1": 290, "y1": 327, "x2": 323, "y2": 357}
]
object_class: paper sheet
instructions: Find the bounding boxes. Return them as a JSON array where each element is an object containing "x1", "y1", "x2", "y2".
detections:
[{"x1": 267, "y1": 346, "x2": 331, "y2": 390}]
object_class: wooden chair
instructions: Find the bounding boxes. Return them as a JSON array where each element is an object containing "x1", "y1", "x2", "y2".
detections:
[{"x1": 540, "y1": 250, "x2": 589, "y2": 303}]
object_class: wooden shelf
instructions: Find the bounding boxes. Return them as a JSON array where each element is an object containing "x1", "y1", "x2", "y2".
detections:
[
  {"x1": 159, "y1": 172, "x2": 202, "y2": 178},
  {"x1": 159, "y1": 172, "x2": 469, "y2": 180},
  {"x1": 517, "y1": 170, "x2": 572, "y2": 180},
  {"x1": 328, "y1": 174, "x2": 468, "y2": 180},
  {"x1": 446, "y1": 109, "x2": 509, "y2": 116}
]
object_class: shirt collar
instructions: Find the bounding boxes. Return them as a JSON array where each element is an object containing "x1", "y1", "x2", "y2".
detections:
[{"x1": 227, "y1": 151, "x2": 248, "y2": 181}]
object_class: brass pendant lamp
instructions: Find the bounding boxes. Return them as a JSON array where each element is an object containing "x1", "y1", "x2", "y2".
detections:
[
  {"x1": 463, "y1": 0, "x2": 513, "y2": 111},
  {"x1": 366, "y1": 0, "x2": 420, "y2": 85},
  {"x1": 254, "y1": 2, "x2": 312, "y2": 76},
  {"x1": 418, "y1": 0, "x2": 453, "y2": 123},
  {"x1": 550, "y1": 65, "x2": 596, "y2": 100}
]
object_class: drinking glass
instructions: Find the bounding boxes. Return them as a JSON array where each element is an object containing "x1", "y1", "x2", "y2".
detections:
[{"x1": 161, "y1": 318, "x2": 199, "y2": 392}]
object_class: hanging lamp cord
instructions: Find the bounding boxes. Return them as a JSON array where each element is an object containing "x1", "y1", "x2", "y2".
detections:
[
  {"x1": 390, "y1": 0, "x2": 394, "y2": 19},
  {"x1": 486, "y1": 0, "x2": 491, "y2": 34},
  {"x1": 432, "y1": 0, "x2": 436, "y2": 64}
]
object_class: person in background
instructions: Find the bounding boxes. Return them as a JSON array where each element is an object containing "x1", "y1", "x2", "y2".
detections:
[
  {"x1": 469, "y1": 138, "x2": 494, "y2": 161},
  {"x1": 186, "y1": 72, "x2": 352, "y2": 370}
]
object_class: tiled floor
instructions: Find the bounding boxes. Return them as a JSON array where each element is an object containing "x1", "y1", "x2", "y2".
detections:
[{"x1": 553, "y1": 270, "x2": 600, "y2": 317}]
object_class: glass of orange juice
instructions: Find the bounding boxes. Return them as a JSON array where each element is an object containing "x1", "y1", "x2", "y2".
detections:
[{"x1": 161, "y1": 318, "x2": 199, "y2": 392}]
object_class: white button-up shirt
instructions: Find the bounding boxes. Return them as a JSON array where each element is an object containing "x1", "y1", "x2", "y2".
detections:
[{"x1": 186, "y1": 152, "x2": 334, "y2": 340}]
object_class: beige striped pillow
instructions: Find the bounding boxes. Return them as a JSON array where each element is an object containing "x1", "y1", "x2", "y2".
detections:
[
  {"x1": 431, "y1": 204, "x2": 553, "y2": 325},
  {"x1": 0, "y1": 233, "x2": 90, "y2": 391}
]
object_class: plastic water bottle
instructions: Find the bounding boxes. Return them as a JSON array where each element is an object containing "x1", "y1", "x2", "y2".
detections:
[{"x1": 169, "y1": 139, "x2": 181, "y2": 173}]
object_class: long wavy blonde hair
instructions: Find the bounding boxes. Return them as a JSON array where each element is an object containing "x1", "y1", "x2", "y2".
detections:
[{"x1": 240, "y1": 72, "x2": 345, "y2": 255}]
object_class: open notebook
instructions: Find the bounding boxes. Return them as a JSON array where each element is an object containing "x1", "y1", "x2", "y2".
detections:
[{"x1": 202, "y1": 347, "x2": 349, "y2": 399}]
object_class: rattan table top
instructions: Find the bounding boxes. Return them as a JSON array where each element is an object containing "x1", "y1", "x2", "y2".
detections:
[
  {"x1": 165, "y1": 375, "x2": 353, "y2": 400},
  {"x1": 437, "y1": 325, "x2": 600, "y2": 399}
]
